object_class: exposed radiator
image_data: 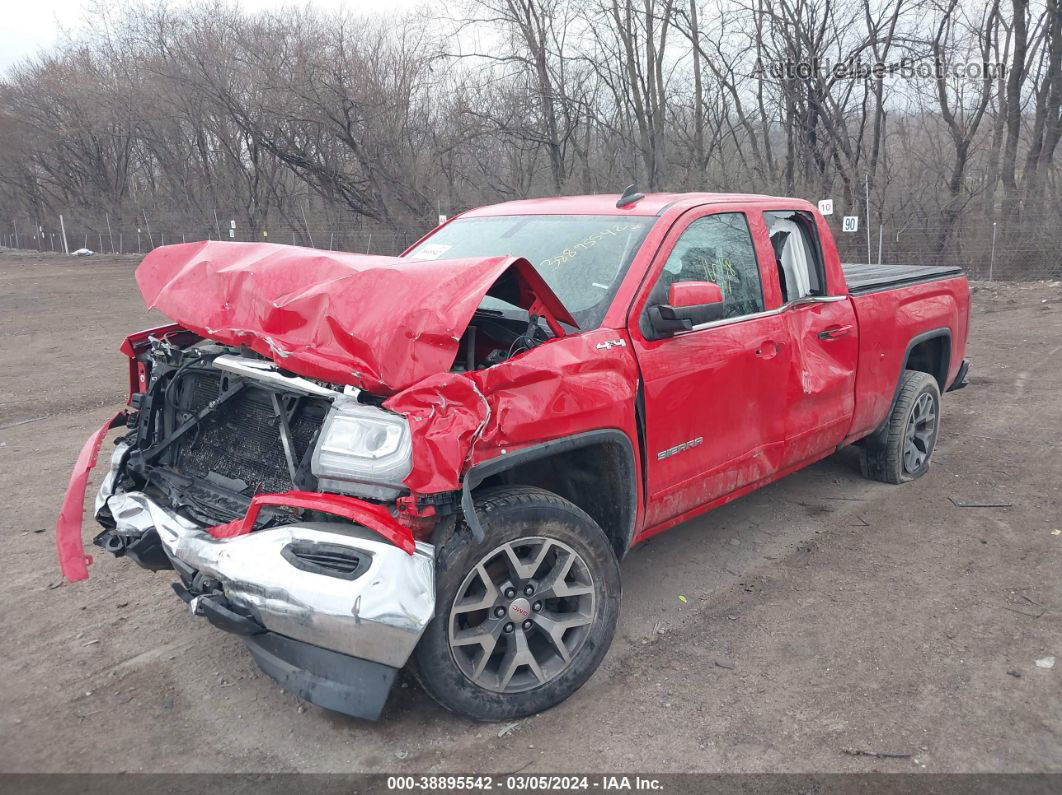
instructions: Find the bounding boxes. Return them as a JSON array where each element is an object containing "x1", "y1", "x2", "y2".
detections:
[{"x1": 173, "y1": 371, "x2": 330, "y2": 496}]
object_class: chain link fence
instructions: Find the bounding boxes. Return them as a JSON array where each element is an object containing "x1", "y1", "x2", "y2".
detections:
[
  {"x1": 825, "y1": 212, "x2": 1062, "y2": 281},
  {"x1": 0, "y1": 206, "x2": 434, "y2": 259},
  {"x1": 2, "y1": 205, "x2": 1060, "y2": 282}
]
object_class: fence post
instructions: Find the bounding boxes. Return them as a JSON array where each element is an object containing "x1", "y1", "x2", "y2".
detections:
[
  {"x1": 59, "y1": 214, "x2": 69, "y2": 255},
  {"x1": 13, "y1": 221, "x2": 19, "y2": 249},
  {"x1": 300, "y1": 202, "x2": 314, "y2": 247},
  {"x1": 989, "y1": 221, "x2": 997, "y2": 281},
  {"x1": 864, "y1": 175, "x2": 872, "y2": 264},
  {"x1": 106, "y1": 214, "x2": 114, "y2": 254},
  {"x1": 142, "y1": 211, "x2": 154, "y2": 249}
]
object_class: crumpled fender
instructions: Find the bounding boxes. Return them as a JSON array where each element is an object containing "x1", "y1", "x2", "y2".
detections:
[
  {"x1": 136, "y1": 241, "x2": 575, "y2": 395},
  {"x1": 55, "y1": 412, "x2": 126, "y2": 582},
  {"x1": 386, "y1": 329, "x2": 642, "y2": 495},
  {"x1": 384, "y1": 374, "x2": 492, "y2": 494}
]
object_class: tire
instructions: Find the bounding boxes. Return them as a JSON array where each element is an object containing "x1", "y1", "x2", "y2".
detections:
[
  {"x1": 412, "y1": 485, "x2": 621, "y2": 721},
  {"x1": 860, "y1": 369, "x2": 941, "y2": 484}
]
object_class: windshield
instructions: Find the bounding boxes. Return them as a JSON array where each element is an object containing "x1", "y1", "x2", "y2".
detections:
[{"x1": 403, "y1": 215, "x2": 655, "y2": 329}]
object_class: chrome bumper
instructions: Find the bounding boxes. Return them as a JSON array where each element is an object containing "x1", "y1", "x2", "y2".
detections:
[{"x1": 100, "y1": 485, "x2": 435, "y2": 670}]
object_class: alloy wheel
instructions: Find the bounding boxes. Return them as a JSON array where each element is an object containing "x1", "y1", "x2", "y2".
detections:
[
  {"x1": 903, "y1": 391, "x2": 938, "y2": 473},
  {"x1": 447, "y1": 537, "x2": 596, "y2": 693}
]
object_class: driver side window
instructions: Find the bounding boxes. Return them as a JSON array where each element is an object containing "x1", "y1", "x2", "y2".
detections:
[{"x1": 643, "y1": 213, "x2": 764, "y2": 334}]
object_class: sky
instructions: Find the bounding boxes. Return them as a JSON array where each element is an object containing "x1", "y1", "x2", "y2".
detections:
[{"x1": 0, "y1": 0, "x2": 405, "y2": 74}]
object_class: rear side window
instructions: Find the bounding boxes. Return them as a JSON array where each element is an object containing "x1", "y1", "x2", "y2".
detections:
[
  {"x1": 644, "y1": 212, "x2": 764, "y2": 326},
  {"x1": 764, "y1": 211, "x2": 826, "y2": 301}
]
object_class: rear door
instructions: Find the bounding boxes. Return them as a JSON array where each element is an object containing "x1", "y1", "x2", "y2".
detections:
[
  {"x1": 629, "y1": 210, "x2": 790, "y2": 529},
  {"x1": 762, "y1": 210, "x2": 859, "y2": 466}
]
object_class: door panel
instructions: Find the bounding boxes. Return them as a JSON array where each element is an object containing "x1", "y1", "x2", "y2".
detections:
[
  {"x1": 782, "y1": 298, "x2": 859, "y2": 465},
  {"x1": 629, "y1": 210, "x2": 790, "y2": 529},
  {"x1": 759, "y1": 209, "x2": 859, "y2": 466},
  {"x1": 636, "y1": 314, "x2": 790, "y2": 527}
]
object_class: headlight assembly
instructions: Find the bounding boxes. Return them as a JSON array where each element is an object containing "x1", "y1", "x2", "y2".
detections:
[{"x1": 311, "y1": 398, "x2": 412, "y2": 500}]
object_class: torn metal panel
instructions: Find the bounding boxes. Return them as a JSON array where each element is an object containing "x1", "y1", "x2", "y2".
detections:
[
  {"x1": 385, "y1": 329, "x2": 643, "y2": 496},
  {"x1": 205, "y1": 490, "x2": 416, "y2": 554},
  {"x1": 55, "y1": 412, "x2": 126, "y2": 582},
  {"x1": 136, "y1": 241, "x2": 575, "y2": 395},
  {"x1": 384, "y1": 373, "x2": 491, "y2": 494}
]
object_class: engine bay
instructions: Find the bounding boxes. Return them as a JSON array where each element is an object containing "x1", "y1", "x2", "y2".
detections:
[{"x1": 99, "y1": 309, "x2": 549, "y2": 534}]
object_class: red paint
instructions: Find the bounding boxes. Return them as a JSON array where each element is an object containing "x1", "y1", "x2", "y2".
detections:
[
  {"x1": 55, "y1": 412, "x2": 126, "y2": 582},
  {"x1": 667, "y1": 281, "x2": 724, "y2": 307},
  {"x1": 395, "y1": 496, "x2": 438, "y2": 534},
  {"x1": 780, "y1": 298, "x2": 859, "y2": 467},
  {"x1": 60, "y1": 192, "x2": 972, "y2": 582},
  {"x1": 844, "y1": 278, "x2": 970, "y2": 441},
  {"x1": 384, "y1": 373, "x2": 491, "y2": 494},
  {"x1": 386, "y1": 327, "x2": 643, "y2": 498},
  {"x1": 135, "y1": 242, "x2": 573, "y2": 394},
  {"x1": 207, "y1": 491, "x2": 415, "y2": 554},
  {"x1": 628, "y1": 208, "x2": 791, "y2": 526}
]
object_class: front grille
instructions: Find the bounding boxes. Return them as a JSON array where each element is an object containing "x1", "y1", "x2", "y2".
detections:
[
  {"x1": 281, "y1": 541, "x2": 372, "y2": 580},
  {"x1": 172, "y1": 370, "x2": 330, "y2": 495}
]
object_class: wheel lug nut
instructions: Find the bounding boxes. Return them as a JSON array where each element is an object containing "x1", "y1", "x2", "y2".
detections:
[
  {"x1": 494, "y1": 606, "x2": 506, "y2": 618},
  {"x1": 524, "y1": 584, "x2": 534, "y2": 596},
  {"x1": 504, "y1": 587, "x2": 516, "y2": 599},
  {"x1": 522, "y1": 619, "x2": 532, "y2": 630},
  {"x1": 532, "y1": 601, "x2": 542, "y2": 612},
  {"x1": 503, "y1": 622, "x2": 514, "y2": 633}
]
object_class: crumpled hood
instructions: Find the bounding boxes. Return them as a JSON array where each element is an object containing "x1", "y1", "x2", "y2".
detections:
[{"x1": 136, "y1": 241, "x2": 576, "y2": 394}]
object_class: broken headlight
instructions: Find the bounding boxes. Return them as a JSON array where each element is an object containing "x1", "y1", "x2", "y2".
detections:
[{"x1": 311, "y1": 399, "x2": 412, "y2": 499}]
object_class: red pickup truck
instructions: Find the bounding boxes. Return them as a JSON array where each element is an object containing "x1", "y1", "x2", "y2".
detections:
[{"x1": 56, "y1": 191, "x2": 970, "y2": 722}]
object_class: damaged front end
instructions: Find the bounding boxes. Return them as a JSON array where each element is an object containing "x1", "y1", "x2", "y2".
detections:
[
  {"x1": 55, "y1": 241, "x2": 587, "y2": 721},
  {"x1": 70, "y1": 331, "x2": 436, "y2": 720}
]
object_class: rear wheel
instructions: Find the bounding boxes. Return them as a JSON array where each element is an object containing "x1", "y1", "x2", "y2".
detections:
[
  {"x1": 861, "y1": 369, "x2": 941, "y2": 484},
  {"x1": 412, "y1": 486, "x2": 621, "y2": 721}
]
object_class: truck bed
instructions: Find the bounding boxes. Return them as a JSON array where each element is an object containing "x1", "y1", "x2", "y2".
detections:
[{"x1": 842, "y1": 263, "x2": 964, "y2": 295}]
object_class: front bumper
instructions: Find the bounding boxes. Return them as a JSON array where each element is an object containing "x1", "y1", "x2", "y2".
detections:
[
  {"x1": 170, "y1": 584, "x2": 402, "y2": 720},
  {"x1": 95, "y1": 451, "x2": 435, "y2": 719}
]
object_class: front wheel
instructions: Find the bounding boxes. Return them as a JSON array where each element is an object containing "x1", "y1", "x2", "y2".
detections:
[
  {"x1": 861, "y1": 369, "x2": 941, "y2": 484},
  {"x1": 412, "y1": 486, "x2": 621, "y2": 721}
]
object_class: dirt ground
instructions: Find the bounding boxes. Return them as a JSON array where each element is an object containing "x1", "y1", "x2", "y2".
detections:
[{"x1": 1, "y1": 250, "x2": 1060, "y2": 774}]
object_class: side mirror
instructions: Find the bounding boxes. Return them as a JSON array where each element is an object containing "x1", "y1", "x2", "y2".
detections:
[{"x1": 647, "y1": 281, "x2": 727, "y2": 337}]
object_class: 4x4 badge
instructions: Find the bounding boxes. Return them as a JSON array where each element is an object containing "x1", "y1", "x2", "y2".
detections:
[{"x1": 596, "y1": 339, "x2": 627, "y2": 350}]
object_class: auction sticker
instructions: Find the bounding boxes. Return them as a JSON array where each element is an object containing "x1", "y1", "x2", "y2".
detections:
[{"x1": 409, "y1": 243, "x2": 452, "y2": 260}]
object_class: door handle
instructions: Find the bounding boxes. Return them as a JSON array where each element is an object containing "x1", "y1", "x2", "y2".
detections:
[
  {"x1": 818, "y1": 324, "x2": 852, "y2": 341},
  {"x1": 755, "y1": 340, "x2": 780, "y2": 359}
]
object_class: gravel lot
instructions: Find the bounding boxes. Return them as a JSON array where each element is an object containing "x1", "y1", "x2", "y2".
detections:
[{"x1": 1, "y1": 250, "x2": 1060, "y2": 774}]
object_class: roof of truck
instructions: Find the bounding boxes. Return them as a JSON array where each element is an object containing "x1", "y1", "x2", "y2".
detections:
[{"x1": 461, "y1": 192, "x2": 804, "y2": 217}]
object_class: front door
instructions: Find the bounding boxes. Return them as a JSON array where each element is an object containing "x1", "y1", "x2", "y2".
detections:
[{"x1": 629, "y1": 211, "x2": 791, "y2": 529}]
